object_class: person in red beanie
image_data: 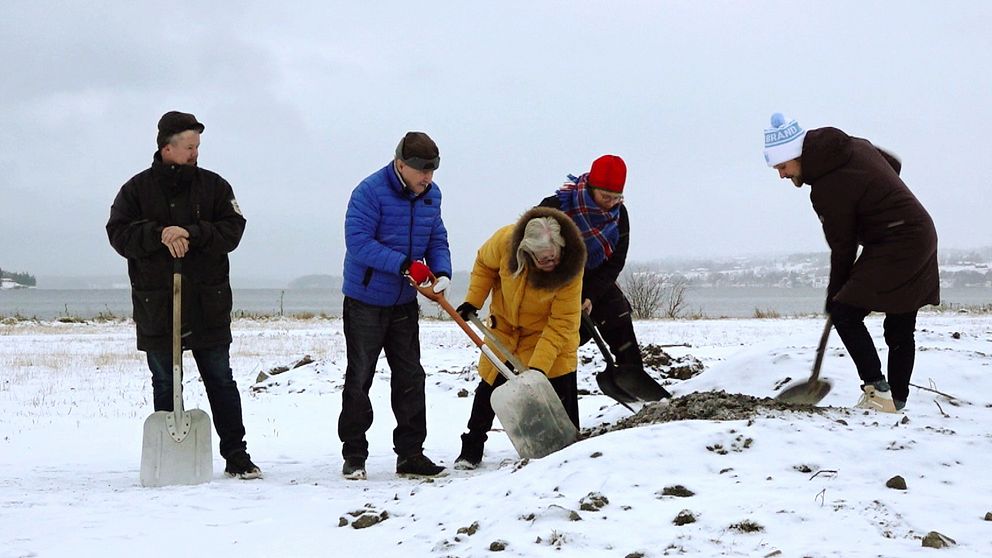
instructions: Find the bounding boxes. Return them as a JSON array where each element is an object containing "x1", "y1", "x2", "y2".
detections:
[{"x1": 537, "y1": 155, "x2": 672, "y2": 405}]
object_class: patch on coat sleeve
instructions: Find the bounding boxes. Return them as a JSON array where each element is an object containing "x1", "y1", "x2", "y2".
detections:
[{"x1": 230, "y1": 198, "x2": 243, "y2": 216}]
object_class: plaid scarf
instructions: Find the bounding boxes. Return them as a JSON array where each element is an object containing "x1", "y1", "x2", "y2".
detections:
[{"x1": 556, "y1": 173, "x2": 620, "y2": 269}]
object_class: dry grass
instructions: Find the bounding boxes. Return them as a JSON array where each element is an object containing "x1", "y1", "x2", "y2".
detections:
[
  {"x1": 932, "y1": 302, "x2": 992, "y2": 314},
  {"x1": 232, "y1": 330, "x2": 342, "y2": 362},
  {"x1": 0, "y1": 318, "x2": 338, "y2": 425},
  {"x1": 752, "y1": 308, "x2": 782, "y2": 319}
]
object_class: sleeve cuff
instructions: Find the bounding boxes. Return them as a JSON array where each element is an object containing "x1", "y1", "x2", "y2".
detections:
[
  {"x1": 144, "y1": 223, "x2": 163, "y2": 252},
  {"x1": 186, "y1": 224, "x2": 202, "y2": 246}
]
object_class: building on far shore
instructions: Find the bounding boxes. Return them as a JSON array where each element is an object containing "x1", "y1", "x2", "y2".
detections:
[{"x1": 0, "y1": 277, "x2": 30, "y2": 289}]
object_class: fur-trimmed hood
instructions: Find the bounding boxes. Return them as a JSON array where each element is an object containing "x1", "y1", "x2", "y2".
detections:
[{"x1": 507, "y1": 206, "x2": 587, "y2": 291}]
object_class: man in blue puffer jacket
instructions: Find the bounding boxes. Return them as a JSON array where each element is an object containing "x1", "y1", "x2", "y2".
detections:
[{"x1": 339, "y1": 131, "x2": 452, "y2": 480}]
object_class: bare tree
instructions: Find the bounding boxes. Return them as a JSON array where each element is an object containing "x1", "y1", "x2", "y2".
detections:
[
  {"x1": 621, "y1": 267, "x2": 692, "y2": 319},
  {"x1": 621, "y1": 266, "x2": 667, "y2": 319},
  {"x1": 661, "y1": 276, "x2": 690, "y2": 319}
]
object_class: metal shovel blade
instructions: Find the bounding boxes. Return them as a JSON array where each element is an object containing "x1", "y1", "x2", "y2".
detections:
[
  {"x1": 775, "y1": 317, "x2": 833, "y2": 406},
  {"x1": 776, "y1": 379, "x2": 832, "y2": 406},
  {"x1": 490, "y1": 369, "x2": 579, "y2": 459},
  {"x1": 140, "y1": 408, "x2": 213, "y2": 487}
]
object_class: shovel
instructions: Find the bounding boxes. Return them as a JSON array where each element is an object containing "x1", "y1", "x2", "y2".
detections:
[
  {"x1": 582, "y1": 312, "x2": 670, "y2": 411},
  {"x1": 411, "y1": 275, "x2": 578, "y2": 459},
  {"x1": 775, "y1": 317, "x2": 833, "y2": 405},
  {"x1": 139, "y1": 259, "x2": 213, "y2": 487},
  {"x1": 466, "y1": 313, "x2": 527, "y2": 373}
]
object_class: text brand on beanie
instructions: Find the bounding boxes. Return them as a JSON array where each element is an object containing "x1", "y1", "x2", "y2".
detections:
[
  {"x1": 157, "y1": 111, "x2": 205, "y2": 149},
  {"x1": 763, "y1": 113, "x2": 806, "y2": 167},
  {"x1": 588, "y1": 154, "x2": 626, "y2": 193}
]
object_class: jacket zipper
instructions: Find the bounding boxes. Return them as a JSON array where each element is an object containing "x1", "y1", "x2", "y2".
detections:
[{"x1": 393, "y1": 197, "x2": 417, "y2": 307}]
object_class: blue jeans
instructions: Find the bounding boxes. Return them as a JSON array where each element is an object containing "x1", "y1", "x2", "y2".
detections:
[
  {"x1": 338, "y1": 297, "x2": 427, "y2": 460},
  {"x1": 146, "y1": 344, "x2": 247, "y2": 459}
]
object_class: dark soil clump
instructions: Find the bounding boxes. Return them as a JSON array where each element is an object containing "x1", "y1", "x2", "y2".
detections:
[
  {"x1": 584, "y1": 390, "x2": 828, "y2": 438},
  {"x1": 659, "y1": 485, "x2": 695, "y2": 498},
  {"x1": 641, "y1": 344, "x2": 705, "y2": 380},
  {"x1": 728, "y1": 519, "x2": 764, "y2": 533}
]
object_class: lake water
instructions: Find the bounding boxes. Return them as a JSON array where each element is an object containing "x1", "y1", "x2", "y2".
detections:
[{"x1": 2, "y1": 287, "x2": 989, "y2": 320}]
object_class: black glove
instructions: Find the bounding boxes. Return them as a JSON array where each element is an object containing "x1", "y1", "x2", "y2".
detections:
[{"x1": 456, "y1": 302, "x2": 478, "y2": 321}]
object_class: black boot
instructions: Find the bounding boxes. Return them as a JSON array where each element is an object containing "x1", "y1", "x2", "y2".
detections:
[
  {"x1": 454, "y1": 433, "x2": 485, "y2": 470},
  {"x1": 396, "y1": 453, "x2": 446, "y2": 477},
  {"x1": 225, "y1": 450, "x2": 262, "y2": 480},
  {"x1": 342, "y1": 457, "x2": 367, "y2": 480}
]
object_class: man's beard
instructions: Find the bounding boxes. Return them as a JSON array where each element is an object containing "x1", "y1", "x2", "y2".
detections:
[{"x1": 791, "y1": 175, "x2": 803, "y2": 188}]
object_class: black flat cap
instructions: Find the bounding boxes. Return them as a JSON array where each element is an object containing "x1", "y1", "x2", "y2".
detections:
[{"x1": 157, "y1": 111, "x2": 205, "y2": 148}]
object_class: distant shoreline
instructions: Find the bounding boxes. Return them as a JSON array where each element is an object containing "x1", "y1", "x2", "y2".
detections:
[{"x1": 2, "y1": 285, "x2": 989, "y2": 323}]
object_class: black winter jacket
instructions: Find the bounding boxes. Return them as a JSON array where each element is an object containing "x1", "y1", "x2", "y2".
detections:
[
  {"x1": 801, "y1": 128, "x2": 939, "y2": 313},
  {"x1": 538, "y1": 195, "x2": 630, "y2": 304},
  {"x1": 107, "y1": 153, "x2": 246, "y2": 351}
]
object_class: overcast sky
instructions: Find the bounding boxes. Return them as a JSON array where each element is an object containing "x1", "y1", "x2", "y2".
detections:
[{"x1": 2, "y1": 1, "x2": 990, "y2": 286}]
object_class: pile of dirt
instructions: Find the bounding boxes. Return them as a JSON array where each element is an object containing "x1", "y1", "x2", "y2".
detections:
[
  {"x1": 584, "y1": 390, "x2": 828, "y2": 437},
  {"x1": 641, "y1": 344, "x2": 705, "y2": 381}
]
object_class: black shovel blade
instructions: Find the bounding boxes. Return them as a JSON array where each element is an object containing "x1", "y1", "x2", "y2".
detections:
[
  {"x1": 596, "y1": 367, "x2": 637, "y2": 412},
  {"x1": 776, "y1": 379, "x2": 832, "y2": 406},
  {"x1": 613, "y1": 364, "x2": 671, "y2": 402}
]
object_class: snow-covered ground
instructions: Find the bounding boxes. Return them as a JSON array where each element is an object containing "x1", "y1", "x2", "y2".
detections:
[{"x1": 1, "y1": 313, "x2": 991, "y2": 557}]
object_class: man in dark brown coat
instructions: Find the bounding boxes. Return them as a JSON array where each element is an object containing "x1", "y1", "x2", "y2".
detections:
[{"x1": 764, "y1": 113, "x2": 939, "y2": 412}]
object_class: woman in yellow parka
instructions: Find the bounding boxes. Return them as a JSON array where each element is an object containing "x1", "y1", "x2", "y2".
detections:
[{"x1": 453, "y1": 206, "x2": 586, "y2": 469}]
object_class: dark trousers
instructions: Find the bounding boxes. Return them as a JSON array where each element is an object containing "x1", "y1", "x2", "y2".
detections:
[
  {"x1": 460, "y1": 371, "x2": 579, "y2": 461},
  {"x1": 338, "y1": 296, "x2": 427, "y2": 461},
  {"x1": 146, "y1": 344, "x2": 247, "y2": 459},
  {"x1": 829, "y1": 301, "x2": 918, "y2": 402},
  {"x1": 580, "y1": 284, "x2": 643, "y2": 371}
]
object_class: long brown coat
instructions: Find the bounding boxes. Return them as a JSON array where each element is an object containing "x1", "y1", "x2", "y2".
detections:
[
  {"x1": 801, "y1": 127, "x2": 939, "y2": 313},
  {"x1": 463, "y1": 207, "x2": 586, "y2": 384}
]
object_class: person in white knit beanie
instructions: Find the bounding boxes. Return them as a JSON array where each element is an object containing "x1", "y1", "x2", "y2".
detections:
[
  {"x1": 763, "y1": 112, "x2": 940, "y2": 414},
  {"x1": 764, "y1": 112, "x2": 807, "y2": 187}
]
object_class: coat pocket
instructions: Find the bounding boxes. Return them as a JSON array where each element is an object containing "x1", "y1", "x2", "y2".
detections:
[
  {"x1": 198, "y1": 282, "x2": 233, "y2": 328},
  {"x1": 132, "y1": 288, "x2": 170, "y2": 337}
]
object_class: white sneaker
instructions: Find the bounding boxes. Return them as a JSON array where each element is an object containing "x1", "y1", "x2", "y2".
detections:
[
  {"x1": 854, "y1": 381, "x2": 898, "y2": 413},
  {"x1": 342, "y1": 458, "x2": 367, "y2": 480},
  {"x1": 453, "y1": 457, "x2": 479, "y2": 471}
]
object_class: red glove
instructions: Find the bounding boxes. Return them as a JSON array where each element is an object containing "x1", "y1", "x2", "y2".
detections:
[{"x1": 406, "y1": 261, "x2": 431, "y2": 285}]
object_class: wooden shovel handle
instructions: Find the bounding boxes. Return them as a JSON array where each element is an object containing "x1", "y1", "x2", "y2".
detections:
[
  {"x1": 410, "y1": 274, "x2": 517, "y2": 381},
  {"x1": 467, "y1": 314, "x2": 527, "y2": 373},
  {"x1": 808, "y1": 316, "x2": 832, "y2": 384},
  {"x1": 172, "y1": 258, "x2": 185, "y2": 416},
  {"x1": 409, "y1": 273, "x2": 484, "y2": 347}
]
